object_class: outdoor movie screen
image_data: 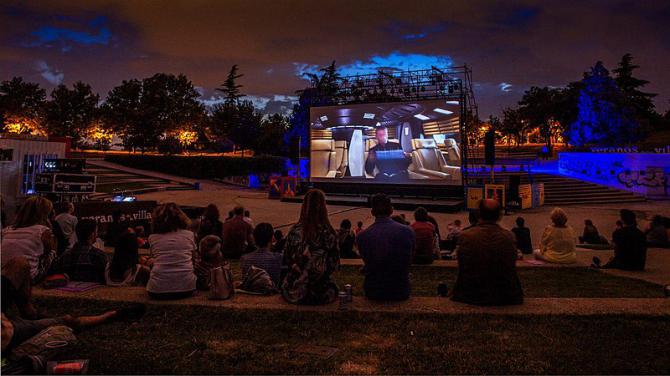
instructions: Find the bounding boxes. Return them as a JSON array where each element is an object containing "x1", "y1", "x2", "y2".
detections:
[{"x1": 310, "y1": 99, "x2": 462, "y2": 185}]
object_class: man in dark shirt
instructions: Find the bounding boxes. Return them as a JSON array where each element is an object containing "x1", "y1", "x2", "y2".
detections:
[
  {"x1": 451, "y1": 199, "x2": 523, "y2": 306},
  {"x1": 511, "y1": 217, "x2": 533, "y2": 255},
  {"x1": 364, "y1": 127, "x2": 412, "y2": 180},
  {"x1": 222, "y1": 206, "x2": 255, "y2": 259},
  {"x1": 602, "y1": 209, "x2": 647, "y2": 271},
  {"x1": 357, "y1": 194, "x2": 415, "y2": 301},
  {"x1": 53, "y1": 219, "x2": 108, "y2": 284}
]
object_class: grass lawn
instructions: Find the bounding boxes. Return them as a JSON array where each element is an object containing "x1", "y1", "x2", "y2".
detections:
[
  {"x1": 34, "y1": 296, "x2": 670, "y2": 374},
  {"x1": 226, "y1": 263, "x2": 664, "y2": 298}
]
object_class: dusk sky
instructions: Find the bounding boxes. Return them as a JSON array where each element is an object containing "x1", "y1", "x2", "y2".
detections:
[{"x1": 1, "y1": 0, "x2": 668, "y2": 117}]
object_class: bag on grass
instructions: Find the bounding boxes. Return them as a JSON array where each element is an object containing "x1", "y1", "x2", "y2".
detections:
[
  {"x1": 240, "y1": 266, "x2": 278, "y2": 295},
  {"x1": 209, "y1": 263, "x2": 234, "y2": 300},
  {"x1": 42, "y1": 274, "x2": 69, "y2": 289},
  {"x1": 9, "y1": 325, "x2": 77, "y2": 366}
]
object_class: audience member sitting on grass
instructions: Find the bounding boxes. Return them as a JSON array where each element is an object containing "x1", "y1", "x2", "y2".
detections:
[
  {"x1": 645, "y1": 215, "x2": 669, "y2": 248},
  {"x1": 463, "y1": 210, "x2": 479, "y2": 231},
  {"x1": 272, "y1": 229, "x2": 286, "y2": 253},
  {"x1": 222, "y1": 206, "x2": 255, "y2": 259},
  {"x1": 54, "y1": 202, "x2": 77, "y2": 252},
  {"x1": 48, "y1": 208, "x2": 69, "y2": 257},
  {"x1": 146, "y1": 203, "x2": 197, "y2": 300},
  {"x1": 512, "y1": 217, "x2": 533, "y2": 255},
  {"x1": 2, "y1": 257, "x2": 145, "y2": 357},
  {"x1": 579, "y1": 219, "x2": 608, "y2": 245},
  {"x1": 241, "y1": 223, "x2": 283, "y2": 287},
  {"x1": 105, "y1": 210, "x2": 127, "y2": 247},
  {"x1": 357, "y1": 194, "x2": 414, "y2": 301},
  {"x1": 410, "y1": 207, "x2": 436, "y2": 264},
  {"x1": 244, "y1": 210, "x2": 254, "y2": 227},
  {"x1": 281, "y1": 189, "x2": 340, "y2": 305},
  {"x1": 1, "y1": 196, "x2": 58, "y2": 284},
  {"x1": 106, "y1": 231, "x2": 150, "y2": 287},
  {"x1": 355, "y1": 221, "x2": 364, "y2": 236},
  {"x1": 337, "y1": 219, "x2": 358, "y2": 259},
  {"x1": 134, "y1": 225, "x2": 148, "y2": 248},
  {"x1": 198, "y1": 204, "x2": 224, "y2": 241},
  {"x1": 194, "y1": 235, "x2": 224, "y2": 291},
  {"x1": 53, "y1": 219, "x2": 108, "y2": 284},
  {"x1": 596, "y1": 209, "x2": 647, "y2": 271},
  {"x1": 534, "y1": 208, "x2": 577, "y2": 264},
  {"x1": 451, "y1": 199, "x2": 523, "y2": 306},
  {"x1": 444, "y1": 219, "x2": 463, "y2": 251}
]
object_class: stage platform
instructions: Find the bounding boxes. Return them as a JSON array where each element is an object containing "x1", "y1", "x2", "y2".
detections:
[{"x1": 282, "y1": 194, "x2": 463, "y2": 213}]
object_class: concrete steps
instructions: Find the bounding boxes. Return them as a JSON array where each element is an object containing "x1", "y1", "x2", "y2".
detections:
[{"x1": 470, "y1": 172, "x2": 645, "y2": 206}]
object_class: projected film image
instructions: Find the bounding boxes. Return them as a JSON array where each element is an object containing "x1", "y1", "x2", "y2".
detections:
[{"x1": 310, "y1": 99, "x2": 462, "y2": 185}]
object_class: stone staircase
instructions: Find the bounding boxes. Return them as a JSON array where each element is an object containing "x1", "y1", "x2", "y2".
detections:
[{"x1": 470, "y1": 172, "x2": 646, "y2": 205}]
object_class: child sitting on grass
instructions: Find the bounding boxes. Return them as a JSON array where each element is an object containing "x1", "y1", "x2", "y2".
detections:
[{"x1": 194, "y1": 235, "x2": 224, "y2": 291}]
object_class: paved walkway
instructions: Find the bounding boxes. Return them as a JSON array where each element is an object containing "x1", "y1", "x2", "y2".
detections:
[{"x1": 33, "y1": 286, "x2": 669, "y2": 316}]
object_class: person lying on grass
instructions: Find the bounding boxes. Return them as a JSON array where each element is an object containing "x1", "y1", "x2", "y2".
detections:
[{"x1": 1, "y1": 256, "x2": 146, "y2": 354}]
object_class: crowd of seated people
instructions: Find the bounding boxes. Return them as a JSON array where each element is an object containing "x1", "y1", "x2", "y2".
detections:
[{"x1": 1, "y1": 191, "x2": 665, "y2": 313}]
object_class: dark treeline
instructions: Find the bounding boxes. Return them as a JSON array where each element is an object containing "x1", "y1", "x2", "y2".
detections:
[{"x1": 1, "y1": 54, "x2": 669, "y2": 156}]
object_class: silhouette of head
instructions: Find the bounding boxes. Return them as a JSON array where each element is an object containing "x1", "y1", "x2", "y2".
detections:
[{"x1": 478, "y1": 199, "x2": 501, "y2": 223}]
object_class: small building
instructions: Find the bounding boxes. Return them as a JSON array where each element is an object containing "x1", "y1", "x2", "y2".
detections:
[{"x1": 0, "y1": 134, "x2": 69, "y2": 221}]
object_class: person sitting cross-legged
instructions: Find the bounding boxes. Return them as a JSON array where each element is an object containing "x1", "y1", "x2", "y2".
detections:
[
  {"x1": 410, "y1": 207, "x2": 437, "y2": 265},
  {"x1": 146, "y1": 203, "x2": 197, "y2": 300},
  {"x1": 221, "y1": 206, "x2": 255, "y2": 259},
  {"x1": 511, "y1": 217, "x2": 533, "y2": 255},
  {"x1": 579, "y1": 219, "x2": 608, "y2": 245},
  {"x1": 194, "y1": 235, "x2": 225, "y2": 291},
  {"x1": 357, "y1": 194, "x2": 415, "y2": 301},
  {"x1": 450, "y1": 199, "x2": 523, "y2": 306},
  {"x1": 105, "y1": 231, "x2": 150, "y2": 287},
  {"x1": 597, "y1": 209, "x2": 647, "y2": 271},
  {"x1": 53, "y1": 219, "x2": 108, "y2": 284},
  {"x1": 534, "y1": 208, "x2": 577, "y2": 264},
  {"x1": 281, "y1": 189, "x2": 340, "y2": 305},
  {"x1": 241, "y1": 223, "x2": 283, "y2": 288}
]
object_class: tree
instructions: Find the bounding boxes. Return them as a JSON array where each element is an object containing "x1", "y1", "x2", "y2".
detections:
[
  {"x1": 517, "y1": 86, "x2": 561, "y2": 148},
  {"x1": 288, "y1": 61, "x2": 341, "y2": 157},
  {"x1": 44, "y1": 82, "x2": 100, "y2": 148},
  {"x1": 102, "y1": 74, "x2": 204, "y2": 152},
  {"x1": 255, "y1": 113, "x2": 289, "y2": 155},
  {"x1": 567, "y1": 61, "x2": 639, "y2": 146},
  {"x1": 613, "y1": 53, "x2": 656, "y2": 118},
  {"x1": 217, "y1": 65, "x2": 245, "y2": 105},
  {"x1": 211, "y1": 100, "x2": 262, "y2": 156},
  {"x1": 500, "y1": 107, "x2": 525, "y2": 146},
  {"x1": 0, "y1": 77, "x2": 47, "y2": 134}
]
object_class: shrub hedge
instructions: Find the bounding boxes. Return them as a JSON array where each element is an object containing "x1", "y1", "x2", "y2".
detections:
[{"x1": 104, "y1": 154, "x2": 287, "y2": 179}]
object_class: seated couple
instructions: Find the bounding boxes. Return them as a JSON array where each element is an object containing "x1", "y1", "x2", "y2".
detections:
[{"x1": 357, "y1": 195, "x2": 523, "y2": 306}]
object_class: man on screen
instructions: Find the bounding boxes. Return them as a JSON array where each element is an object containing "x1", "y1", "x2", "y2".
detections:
[{"x1": 365, "y1": 127, "x2": 412, "y2": 180}]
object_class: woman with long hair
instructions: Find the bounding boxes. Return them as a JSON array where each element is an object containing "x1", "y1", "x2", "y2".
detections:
[
  {"x1": 281, "y1": 189, "x2": 340, "y2": 305},
  {"x1": 198, "y1": 203, "x2": 223, "y2": 241},
  {"x1": 106, "y1": 231, "x2": 150, "y2": 287},
  {"x1": 1, "y1": 196, "x2": 57, "y2": 283},
  {"x1": 146, "y1": 203, "x2": 197, "y2": 300}
]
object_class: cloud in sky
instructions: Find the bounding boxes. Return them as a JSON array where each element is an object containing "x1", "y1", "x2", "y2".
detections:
[
  {"x1": 34, "y1": 60, "x2": 64, "y2": 85},
  {"x1": 26, "y1": 15, "x2": 112, "y2": 52},
  {"x1": 294, "y1": 52, "x2": 454, "y2": 79},
  {"x1": 2, "y1": 0, "x2": 668, "y2": 116},
  {"x1": 498, "y1": 82, "x2": 513, "y2": 92}
]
